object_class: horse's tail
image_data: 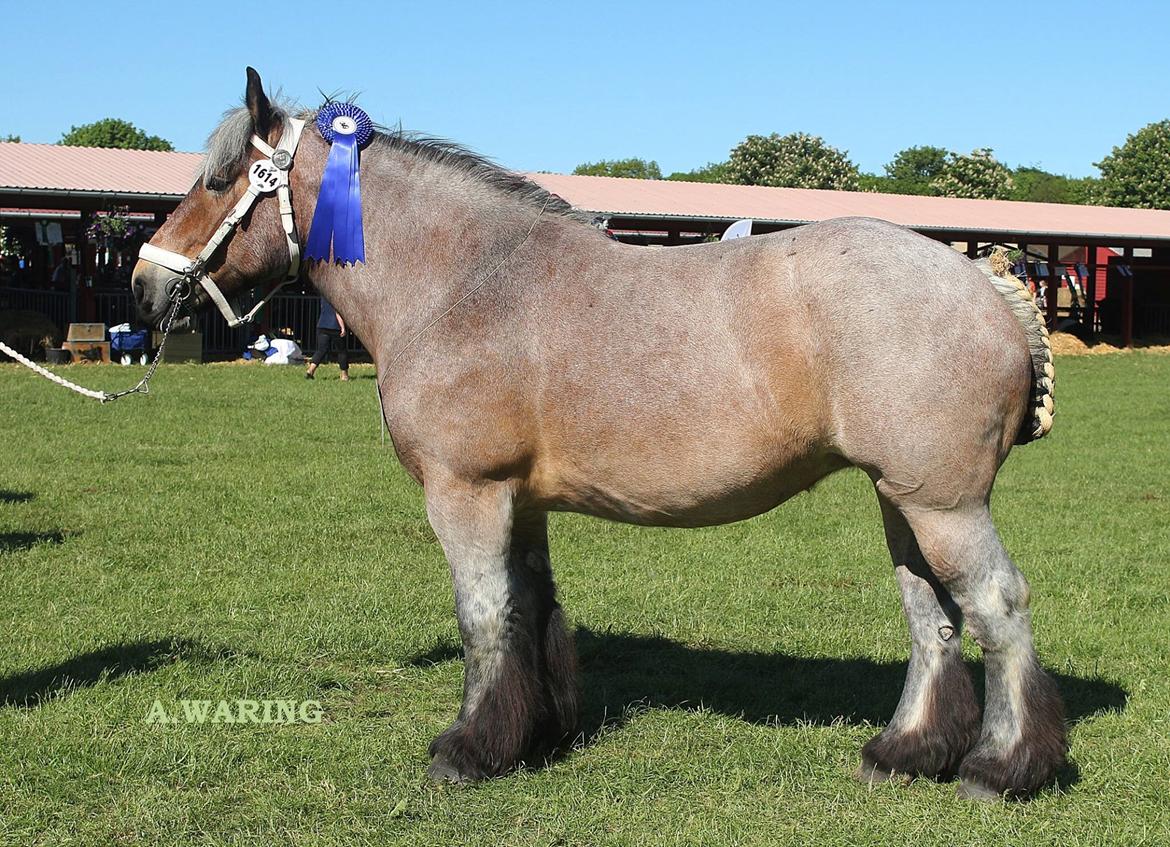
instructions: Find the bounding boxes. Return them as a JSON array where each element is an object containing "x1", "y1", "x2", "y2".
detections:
[{"x1": 974, "y1": 254, "x2": 1054, "y2": 443}]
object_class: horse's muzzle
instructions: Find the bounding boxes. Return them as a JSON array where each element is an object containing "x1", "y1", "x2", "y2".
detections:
[{"x1": 131, "y1": 259, "x2": 191, "y2": 328}]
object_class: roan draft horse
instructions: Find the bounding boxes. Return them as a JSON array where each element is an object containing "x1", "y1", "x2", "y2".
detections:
[{"x1": 133, "y1": 69, "x2": 1065, "y2": 800}]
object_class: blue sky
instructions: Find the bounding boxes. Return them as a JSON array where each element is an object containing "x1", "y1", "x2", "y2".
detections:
[{"x1": 3, "y1": 1, "x2": 1167, "y2": 178}]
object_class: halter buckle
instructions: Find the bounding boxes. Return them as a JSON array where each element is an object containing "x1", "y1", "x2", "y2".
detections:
[{"x1": 272, "y1": 149, "x2": 293, "y2": 170}]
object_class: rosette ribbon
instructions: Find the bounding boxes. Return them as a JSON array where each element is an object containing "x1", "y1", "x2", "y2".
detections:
[{"x1": 305, "y1": 102, "x2": 374, "y2": 265}]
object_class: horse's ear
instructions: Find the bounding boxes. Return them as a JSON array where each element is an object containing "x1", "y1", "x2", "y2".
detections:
[{"x1": 245, "y1": 66, "x2": 271, "y2": 138}]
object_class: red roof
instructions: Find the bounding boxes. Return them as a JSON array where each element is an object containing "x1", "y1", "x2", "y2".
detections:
[
  {"x1": 528, "y1": 173, "x2": 1170, "y2": 243},
  {"x1": 3, "y1": 142, "x2": 1170, "y2": 244},
  {"x1": 0, "y1": 141, "x2": 202, "y2": 197}
]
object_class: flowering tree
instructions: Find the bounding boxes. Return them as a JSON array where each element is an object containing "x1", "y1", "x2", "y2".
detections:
[
  {"x1": 1094, "y1": 120, "x2": 1170, "y2": 209},
  {"x1": 727, "y1": 132, "x2": 860, "y2": 190},
  {"x1": 0, "y1": 226, "x2": 23, "y2": 260},
  {"x1": 929, "y1": 148, "x2": 1014, "y2": 200}
]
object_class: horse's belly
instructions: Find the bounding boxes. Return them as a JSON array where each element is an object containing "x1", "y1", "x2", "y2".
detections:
[{"x1": 535, "y1": 448, "x2": 844, "y2": 528}]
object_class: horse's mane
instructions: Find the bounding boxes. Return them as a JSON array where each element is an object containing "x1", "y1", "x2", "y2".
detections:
[
  {"x1": 201, "y1": 102, "x2": 582, "y2": 221},
  {"x1": 368, "y1": 129, "x2": 579, "y2": 219}
]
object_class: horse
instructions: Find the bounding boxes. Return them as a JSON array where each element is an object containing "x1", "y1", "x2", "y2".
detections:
[{"x1": 132, "y1": 68, "x2": 1065, "y2": 800}]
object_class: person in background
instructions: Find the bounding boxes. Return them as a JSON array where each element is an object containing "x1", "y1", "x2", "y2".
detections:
[
  {"x1": 51, "y1": 254, "x2": 72, "y2": 290},
  {"x1": 305, "y1": 296, "x2": 349, "y2": 381}
]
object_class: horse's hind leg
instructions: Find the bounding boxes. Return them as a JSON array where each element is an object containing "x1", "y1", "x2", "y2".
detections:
[
  {"x1": 423, "y1": 477, "x2": 580, "y2": 782},
  {"x1": 899, "y1": 503, "x2": 1067, "y2": 799},
  {"x1": 857, "y1": 495, "x2": 980, "y2": 783}
]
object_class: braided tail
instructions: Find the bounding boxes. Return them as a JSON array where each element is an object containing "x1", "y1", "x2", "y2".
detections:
[{"x1": 974, "y1": 255, "x2": 1055, "y2": 443}]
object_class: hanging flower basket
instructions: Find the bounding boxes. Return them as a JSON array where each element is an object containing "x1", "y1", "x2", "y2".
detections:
[{"x1": 87, "y1": 207, "x2": 146, "y2": 247}]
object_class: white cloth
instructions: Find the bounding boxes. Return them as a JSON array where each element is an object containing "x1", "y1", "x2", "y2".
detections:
[
  {"x1": 721, "y1": 219, "x2": 753, "y2": 241},
  {"x1": 263, "y1": 338, "x2": 303, "y2": 365}
]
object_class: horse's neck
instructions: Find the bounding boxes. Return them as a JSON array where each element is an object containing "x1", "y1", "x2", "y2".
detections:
[{"x1": 305, "y1": 153, "x2": 578, "y2": 364}]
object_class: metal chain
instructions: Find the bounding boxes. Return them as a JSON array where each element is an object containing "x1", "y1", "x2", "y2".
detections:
[
  {"x1": 100, "y1": 288, "x2": 185, "y2": 401},
  {"x1": 1, "y1": 280, "x2": 188, "y2": 403}
]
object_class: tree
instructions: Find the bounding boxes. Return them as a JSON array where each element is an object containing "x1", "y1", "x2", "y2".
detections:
[
  {"x1": 1009, "y1": 167, "x2": 1098, "y2": 205},
  {"x1": 883, "y1": 145, "x2": 950, "y2": 195},
  {"x1": 666, "y1": 161, "x2": 732, "y2": 184},
  {"x1": 1066, "y1": 176, "x2": 1100, "y2": 206},
  {"x1": 726, "y1": 132, "x2": 859, "y2": 190},
  {"x1": 573, "y1": 158, "x2": 662, "y2": 180},
  {"x1": 1, "y1": 133, "x2": 19, "y2": 143},
  {"x1": 857, "y1": 173, "x2": 894, "y2": 193},
  {"x1": 1094, "y1": 119, "x2": 1170, "y2": 209},
  {"x1": 59, "y1": 118, "x2": 173, "y2": 151},
  {"x1": 929, "y1": 148, "x2": 1014, "y2": 200}
]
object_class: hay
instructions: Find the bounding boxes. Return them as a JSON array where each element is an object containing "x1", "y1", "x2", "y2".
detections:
[
  {"x1": 988, "y1": 248, "x2": 1014, "y2": 279},
  {"x1": 1050, "y1": 332, "x2": 1170, "y2": 356}
]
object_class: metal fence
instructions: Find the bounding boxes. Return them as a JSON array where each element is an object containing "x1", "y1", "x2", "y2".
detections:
[
  {"x1": 264, "y1": 294, "x2": 365, "y2": 354},
  {"x1": 1144, "y1": 304, "x2": 1170, "y2": 337},
  {"x1": 38, "y1": 288, "x2": 365, "y2": 358},
  {"x1": 2, "y1": 288, "x2": 70, "y2": 333},
  {"x1": 94, "y1": 290, "x2": 134, "y2": 329}
]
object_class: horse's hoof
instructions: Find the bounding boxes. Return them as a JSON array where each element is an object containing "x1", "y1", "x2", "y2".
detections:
[
  {"x1": 426, "y1": 755, "x2": 470, "y2": 784},
  {"x1": 854, "y1": 757, "x2": 911, "y2": 786},
  {"x1": 956, "y1": 780, "x2": 1004, "y2": 802}
]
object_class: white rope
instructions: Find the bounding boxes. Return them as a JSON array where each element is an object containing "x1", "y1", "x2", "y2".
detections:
[
  {"x1": 1, "y1": 292, "x2": 181, "y2": 404},
  {"x1": 0, "y1": 340, "x2": 109, "y2": 401}
]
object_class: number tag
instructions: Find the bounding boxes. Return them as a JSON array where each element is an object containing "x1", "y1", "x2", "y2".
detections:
[{"x1": 248, "y1": 160, "x2": 281, "y2": 193}]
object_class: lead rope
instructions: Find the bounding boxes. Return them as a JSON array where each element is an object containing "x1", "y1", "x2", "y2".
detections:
[{"x1": 0, "y1": 283, "x2": 185, "y2": 403}]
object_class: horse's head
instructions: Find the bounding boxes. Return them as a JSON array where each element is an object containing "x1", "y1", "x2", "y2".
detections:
[{"x1": 132, "y1": 68, "x2": 309, "y2": 328}]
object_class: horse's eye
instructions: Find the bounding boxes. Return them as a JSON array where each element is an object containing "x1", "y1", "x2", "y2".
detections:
[{"x1": 204, "y1": 174, "x2": 232, "y2": 193}]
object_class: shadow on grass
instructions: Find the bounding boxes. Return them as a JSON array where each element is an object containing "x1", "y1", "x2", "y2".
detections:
[
  {"x1": 408, "y1": 627, "x2": 1128, "y2": 734},
  {"x1": 0, "y1": 530, "x2": 72, "y2": 553},
  {"x1": 0, "y1": 638, "x2": 239, "y2": 709},
  {"x1": 0, "y1": 491, "x2": 35, "y2": 504},
  {"x1": 575, "y1": 629, "x2": 1127, "y2": 734}
]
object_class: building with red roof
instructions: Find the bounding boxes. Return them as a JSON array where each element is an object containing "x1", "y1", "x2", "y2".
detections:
[{"x1": 2, "y1": 142, "x2": 1166, "y2": 350}]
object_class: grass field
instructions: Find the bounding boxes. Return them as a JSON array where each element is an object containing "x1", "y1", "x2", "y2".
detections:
[{"x1": 1, "y1": 353, "x2": 1168, "y2": 846}]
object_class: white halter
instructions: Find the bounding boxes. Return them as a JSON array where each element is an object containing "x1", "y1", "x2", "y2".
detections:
[{"x1": 138, "y1": 118, "x2": 306, "y2": 328}]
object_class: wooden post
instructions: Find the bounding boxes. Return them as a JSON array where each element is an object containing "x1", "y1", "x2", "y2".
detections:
[
  {"x1": 966, "y1": 239, "x2": 978, "y2": 259},
  {"x1": 1086, "y1": 246, "x2": 1098, "y2": 335},
  {"x1": 1045, "y1": 244, "x2": 1059, "y2": 329},
  {"x1": 75, "y1": 211, "x2": 92, "y2": 323},
  {"x1": 1122, "y1": 246, "x2": 1134, "y2": 348}
]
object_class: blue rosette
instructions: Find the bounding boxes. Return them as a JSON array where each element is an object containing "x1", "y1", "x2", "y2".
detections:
[{"x1": 305, "y1": 102, "x2": 374, "y2": 265}]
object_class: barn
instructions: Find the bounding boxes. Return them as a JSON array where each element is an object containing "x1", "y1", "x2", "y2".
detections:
[{"x1": 3, "y1": 140, "x2": 1169, "y2": 357}]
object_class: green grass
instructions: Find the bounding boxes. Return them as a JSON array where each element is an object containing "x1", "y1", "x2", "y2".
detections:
[{"x1": 1, "y1": 354, "x2": 1168, "y2": 846}]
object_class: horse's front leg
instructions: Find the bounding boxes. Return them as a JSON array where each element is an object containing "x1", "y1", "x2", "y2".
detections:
[{"x1": 423, "y1": 476, "x2": 580, "y2": 782}]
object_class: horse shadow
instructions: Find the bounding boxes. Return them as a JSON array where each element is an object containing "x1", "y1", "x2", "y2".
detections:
[
  {"x1": 409, "y1": 626, "x2": 1128, "y2": 739},
  {"x1": 0, "y1": 638, "x2": 238, "y2": 709},
  {"x1": 0, "y1": 530, "x2": 72, "y2": 554}
]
